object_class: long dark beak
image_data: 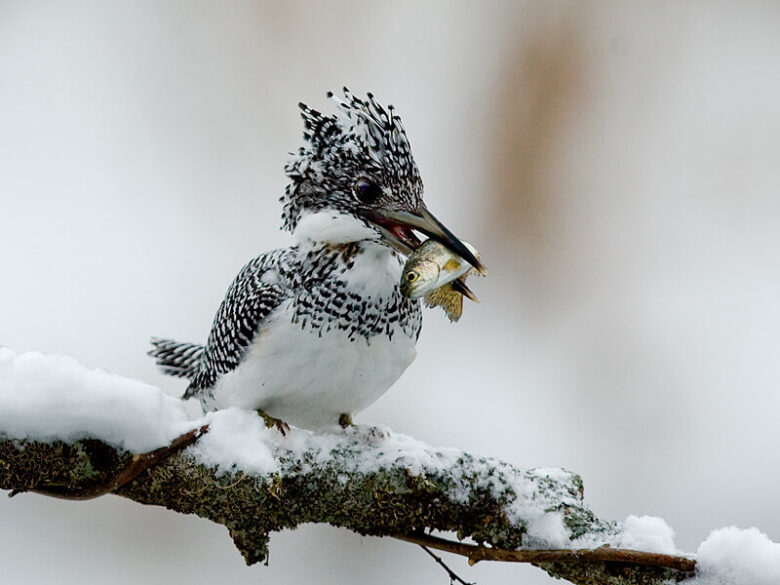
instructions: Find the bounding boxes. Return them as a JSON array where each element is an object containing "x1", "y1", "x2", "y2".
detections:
[
  {"x1": 361, "y1": 205, "x2": 487, "y2": 275},
  {"x1": 452, "y1": 278, "x2": 479, "y2": 303}
]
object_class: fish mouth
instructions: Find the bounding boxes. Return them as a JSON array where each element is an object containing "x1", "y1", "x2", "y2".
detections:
[{"x1": 360, "y1": 205, "x2": 486, "y2": 274}]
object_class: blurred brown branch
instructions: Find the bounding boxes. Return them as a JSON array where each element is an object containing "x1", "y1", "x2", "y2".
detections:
[
  {"x1": 400, "y1": 533, "x2": 696, "y2": 582},
  {"x1": 0, "y1": 429, "x2": 696, "y2": 585}
]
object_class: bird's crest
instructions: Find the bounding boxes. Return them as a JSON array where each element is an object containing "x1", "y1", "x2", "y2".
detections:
[{"x1": 281, "y1": 89, "x2": 422, "y2": 232}]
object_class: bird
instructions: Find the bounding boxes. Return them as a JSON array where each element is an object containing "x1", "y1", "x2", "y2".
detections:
[{"x1": 149, "y1": 89, "x2": 483, "y2": 432}]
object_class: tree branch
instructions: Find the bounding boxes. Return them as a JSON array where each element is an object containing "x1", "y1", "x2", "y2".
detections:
[
  {"x1": 9, "y1": 425, "x2": 210, "y2": 500},
  {"x1": 0, "y1": 427, "x2": 696, "y2": 585},
  {"x1": 419, "y1": 544, "x2": 475, "y2": 585}
]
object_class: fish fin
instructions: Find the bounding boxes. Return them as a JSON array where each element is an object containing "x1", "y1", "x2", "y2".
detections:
[
  {"x1": 442, "y1": 258, "x2": 461, "y2": 272},
  {"x1": 424, "y1": 284, "x2": 464, "y2": 322}
]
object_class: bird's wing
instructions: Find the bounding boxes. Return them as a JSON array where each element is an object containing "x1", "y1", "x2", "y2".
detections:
[{"x1": 184, "y1": 250, "x2": 289, "y2": 397}]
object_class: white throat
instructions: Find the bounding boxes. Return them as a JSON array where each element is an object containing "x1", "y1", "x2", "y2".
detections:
[{"x1": 293, "y1": 210, "x2": 377, "y2": 244}]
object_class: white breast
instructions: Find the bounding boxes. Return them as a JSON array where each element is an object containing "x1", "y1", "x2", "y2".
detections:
[
  {"x1": 209, "y1": 243, "x2": 418, "y2": 430},
  {"x1": 210, "y1": 301, "x2": 417, "y2": 429}
]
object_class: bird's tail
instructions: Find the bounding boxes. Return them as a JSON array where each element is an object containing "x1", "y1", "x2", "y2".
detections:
[{"x1": 148, "y1": 338, "x2": 205, "y2": 380}]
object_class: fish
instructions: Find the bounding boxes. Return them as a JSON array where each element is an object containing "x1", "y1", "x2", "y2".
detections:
[{"x1": 400, "y1": 239, "x2": 484, "y2": 322}]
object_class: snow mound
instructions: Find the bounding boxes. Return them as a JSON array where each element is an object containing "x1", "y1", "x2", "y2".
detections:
[
  {"x1": 193, "y1": 408, "x2": 280, "y2": 475},
  {"x1": 618, "y1": 515, "x2": 678, "y2": 555},
  {"x1": 571, "y1": 513, "x2": 679, "y2": 554},
  {"x1": 0, "y1": 348, "x2": 192, "y2": 452},
  {"x1": 682, "y1": 527, "x2": 780, "y2": 585}
]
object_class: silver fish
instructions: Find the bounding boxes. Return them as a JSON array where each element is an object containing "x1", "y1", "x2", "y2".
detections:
[{"x1": 400, "y1": 239, "x2": 483, "y2": 322}]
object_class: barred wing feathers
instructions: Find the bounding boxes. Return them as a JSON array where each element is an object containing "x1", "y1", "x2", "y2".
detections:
[{"x1": 149, "y1": 250, "x2": 290, "y2": 398}]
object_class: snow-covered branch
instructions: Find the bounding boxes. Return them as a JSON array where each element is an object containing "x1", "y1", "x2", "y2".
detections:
[
  {"x1": 0, "y1": 349, "x2": 776, "y2": 585},
  {"x1": 0, "y1": 424, "x2": 695, "y2": 585}
]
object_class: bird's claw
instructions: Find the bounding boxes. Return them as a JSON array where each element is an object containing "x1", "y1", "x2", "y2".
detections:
[
  {"x1": 257, "y1": 409, "x2": 290, "y2": 436},
  {"x1": 273, "y1": 419, "x2": 291, "y2": 436}
]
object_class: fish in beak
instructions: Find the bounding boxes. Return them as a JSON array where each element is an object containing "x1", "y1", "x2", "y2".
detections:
[{"x1": 360, "y1": 205, "x2": 487, "y2": 275}]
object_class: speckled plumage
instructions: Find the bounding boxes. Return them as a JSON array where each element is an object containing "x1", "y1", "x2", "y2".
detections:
[
  {"x1": 150, "y1": 90, "x2": 430, "y2": 429},
  {"x1": 170, "y1": 242, "x2": 422, "y2": 393},
  {"x1": 281, "y1": 89, "x2": 423, "y2": 233}
]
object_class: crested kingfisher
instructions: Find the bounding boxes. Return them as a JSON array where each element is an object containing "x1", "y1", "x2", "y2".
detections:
[{"x1": 149, "y1": 89, "x2": 483, "y2": 431}]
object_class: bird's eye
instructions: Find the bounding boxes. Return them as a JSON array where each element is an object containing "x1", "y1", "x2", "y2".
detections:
[
  {"x1": 353, "y1": 177, "x2": 383, "y2": 205},
  {"x1": 406, "y1": 272, "x2": 418, "y2": 282}
]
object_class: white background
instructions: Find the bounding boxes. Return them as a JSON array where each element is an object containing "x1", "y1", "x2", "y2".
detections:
[{"x1": 1, "y1": 2, "x2": 779, "y2": 584}]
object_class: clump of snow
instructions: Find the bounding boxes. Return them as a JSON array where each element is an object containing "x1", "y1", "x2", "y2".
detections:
[
  {"x1": 191, "y1": 408, "x2": 279, "y2": 475},
  {"x1": 273, "y1": 422, "x2": 467, "y2": 478},
  {"x1": 520, "y1": 509, "x2": 569, "y2": 548},
  {"x1": 617, "y1": 515, "x2": 678, "y2": 555},
  {"x1": 509, "y1": 468, "x2": 582, "y2": 547},
  {"x1": 573, "y1": 514, "x2": 679, "y2": 553},
  {"x1": 0, "y1": 348, "x2": 192, "y2": 452},
  {"x1": 682, "y1": 527, "x2": 780, "y2": 585},
  {"x1": 529, "y1": 467, "x2": 579, "y2": 484}
]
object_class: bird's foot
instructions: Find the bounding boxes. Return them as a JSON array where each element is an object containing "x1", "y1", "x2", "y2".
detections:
[
  {"x1": 257, "y1": 409, "x2": 290, "y2": 436},
  {"x1": 338, "y1": 415, "x2": 389, "y2": 440}
]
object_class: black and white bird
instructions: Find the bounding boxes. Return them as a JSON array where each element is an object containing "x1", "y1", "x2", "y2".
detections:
[{"x1": 149, "y1": 89, "x2": 483, "y2": 431}]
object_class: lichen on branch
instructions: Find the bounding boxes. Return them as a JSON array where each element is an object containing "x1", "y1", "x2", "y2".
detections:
[
  {"x1": 0, "y1": 420, "x2": 695, "y2": 585},
  {"x1": 0, "y1": 349, "x2": 697, "y2": 584}
]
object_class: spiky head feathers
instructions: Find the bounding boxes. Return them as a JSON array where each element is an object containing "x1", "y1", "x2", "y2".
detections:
[{"x1": 281, "y1": 89, "x2": 423, "y2": 233}]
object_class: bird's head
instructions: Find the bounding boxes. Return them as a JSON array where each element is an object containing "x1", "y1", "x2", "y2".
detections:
[{"x1": 282, "y1": 89, "x2": 484, "y2": 272}]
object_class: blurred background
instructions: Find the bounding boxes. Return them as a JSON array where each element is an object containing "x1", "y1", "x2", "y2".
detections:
[{"x1": 1, "y1": 1, "x2": 779, "y2": 583}]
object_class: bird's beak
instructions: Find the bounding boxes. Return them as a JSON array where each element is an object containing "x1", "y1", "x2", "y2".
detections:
[
  {"x1": 451, "y1": 278, "x2": 479, "y2": 303},
  {"x1": 361, "y1": 205, "x2": 486, "y2": 274}
]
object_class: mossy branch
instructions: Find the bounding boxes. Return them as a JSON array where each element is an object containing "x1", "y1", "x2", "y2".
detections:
[{"x1": 0, "y1": 427, "x2": 696, "y2": 585}]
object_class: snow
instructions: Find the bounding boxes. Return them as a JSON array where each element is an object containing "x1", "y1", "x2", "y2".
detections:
[
  {"x1": 2, "y1": 347, "x2": 780, "y2": 577},
  {"x1": 681, "y1": 527, "x2": 780, "y2": 585},
  {"x1": 519, "y1": 510, "x2": 569, "y2": 548},
  {"x1": 617, "y1": 515, "x2": 678, "y2": 555},
  {"x1": 0, "y1": 349, "x2": 584, "y2": 548},
  {"x1": 0, "y1": 348, "x2": 191, "y2": 452},
  {"x1": 569, "y1": 513, "x2": 680, "y2": 555},
  {"x1": 194, "y1": 415, "x2": 587, "y2": 548},
  {"x1": 192, "y1": 408, "x2": 280, "y2": 475}
]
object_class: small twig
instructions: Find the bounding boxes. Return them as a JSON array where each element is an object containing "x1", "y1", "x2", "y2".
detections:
[
  {"x1": 420, "y1": 544, "x2": 475, "y2": 585},
  {"x1": 397, "y1": 532, "x2": 696, "y2": 573},
  {"x1": 13, "y1": 424, "x2": 210, "y2": 500}
]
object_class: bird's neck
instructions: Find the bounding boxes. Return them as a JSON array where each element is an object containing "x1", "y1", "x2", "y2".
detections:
[
  {"x1": 292, "y1": 210, "x2": 377, "y2": 245},
  {"x1": 290, "y1": 209, "x2": 407, "y2": 298},
  {"x1": 297, "y1": 239, "x2": 404, "y2": 300},
  {"x1": 289, "y1": 239, "x2": 420, "y2": 342}
]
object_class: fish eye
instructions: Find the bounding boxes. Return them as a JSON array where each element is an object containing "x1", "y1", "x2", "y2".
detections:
[{"x1": 353, "y1": 177, "x2": 383, "y2": 205}]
